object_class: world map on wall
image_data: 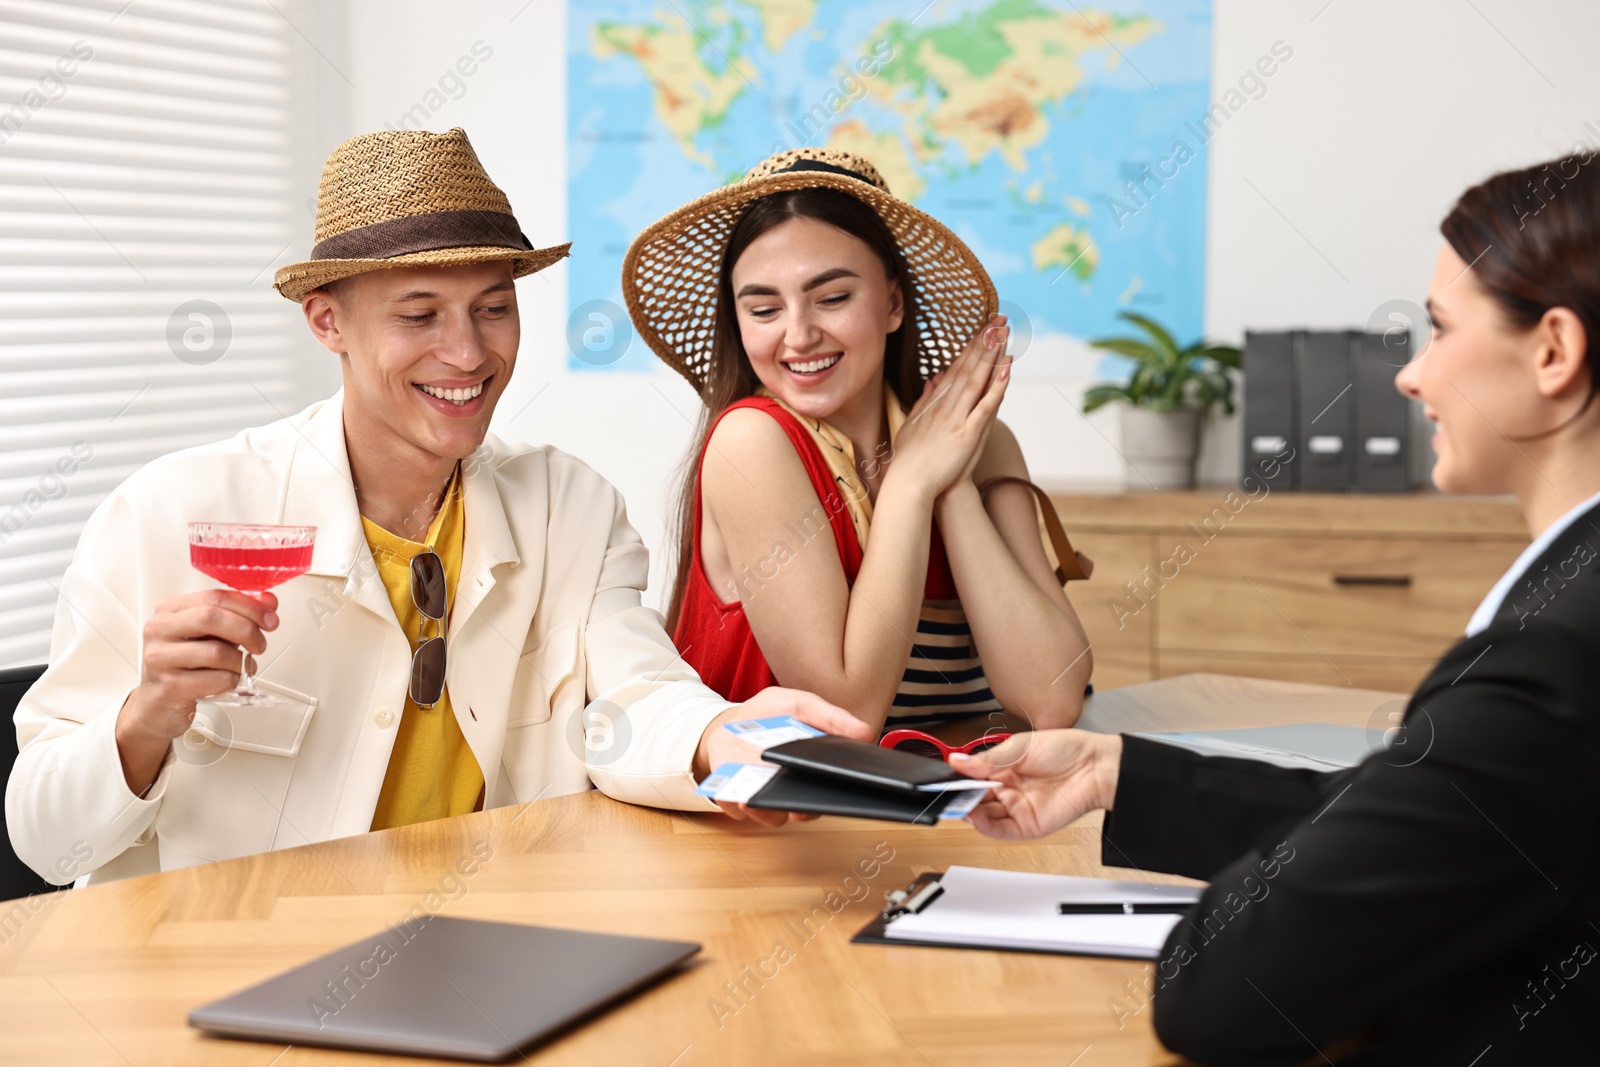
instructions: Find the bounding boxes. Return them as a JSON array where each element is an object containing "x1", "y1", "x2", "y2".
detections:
[{"x1": 567, "y1": 0, "x2": 1212, "y2": 376}]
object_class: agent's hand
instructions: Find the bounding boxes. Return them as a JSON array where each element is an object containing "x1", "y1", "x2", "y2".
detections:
[
  {"x1": 115, "y1": 589, "x2": 278, "y2": 793},
  {"x1": 694, "y1": 687, "x2": 873, "y2": 827},
  {"x1": 950, "y1": 729, "x2": 1123, "y2": 840},
  {"x1": 888, "y1": 315, "x2": 1012, "y2": 500}
]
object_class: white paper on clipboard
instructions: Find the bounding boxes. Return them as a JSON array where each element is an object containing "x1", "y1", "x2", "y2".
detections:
[{"x1": 883, "y1": 865, "x2": 1202, "y2": 959}]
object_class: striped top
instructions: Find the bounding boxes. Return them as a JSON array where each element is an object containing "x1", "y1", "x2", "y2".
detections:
[{"x1": 889, "y1": 600, "x2": 1003, "y2": 723}]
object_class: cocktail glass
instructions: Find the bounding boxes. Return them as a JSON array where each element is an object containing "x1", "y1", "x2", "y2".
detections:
[{"x1": 187, "y1": 522, "x2": 316, "y2": 707}]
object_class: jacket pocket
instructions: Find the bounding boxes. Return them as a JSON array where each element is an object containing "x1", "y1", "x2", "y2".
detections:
[
  {"x1": 185, "y1": 679, "x2": 318, "y2": 756},
  {"x1": 157, "y1": 681, "x2": 319, "y2": 864},
  {"x1": 509, "y1": 620, "x2": 584, "y2": 727}
]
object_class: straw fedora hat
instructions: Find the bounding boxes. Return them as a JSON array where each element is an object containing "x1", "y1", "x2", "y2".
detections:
[
  {"x1": 274, "y1": 127, "x2": 570, "y2": 303},
  {"x1": 623, "y1": 148, "x2": 997, "y2": 396}
]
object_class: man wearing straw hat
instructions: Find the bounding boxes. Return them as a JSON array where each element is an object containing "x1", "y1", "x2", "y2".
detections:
[{"x1": 8, "y1": 128, "x2": 867, "y2": 886}]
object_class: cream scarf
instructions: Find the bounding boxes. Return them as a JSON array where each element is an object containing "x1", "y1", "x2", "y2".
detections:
[{"x1": 755, "y1": 382, "x2": 905, "y2": 551}]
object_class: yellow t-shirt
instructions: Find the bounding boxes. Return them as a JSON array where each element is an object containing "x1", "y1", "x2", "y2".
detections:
[{"x1": 364, "y1": 468, "x2": 484, "y2": 831}]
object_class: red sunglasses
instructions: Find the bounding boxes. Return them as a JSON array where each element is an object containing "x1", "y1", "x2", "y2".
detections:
[{"x1": 879, "y1": 728, "x2": 1012, "y2": 761}]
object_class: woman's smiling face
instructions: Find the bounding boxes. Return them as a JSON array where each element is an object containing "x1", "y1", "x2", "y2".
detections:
[
  {"x1": 729, "y1": 215, "x2": 904, "y2": 422},
  {"x1": 1397, "y1": 245, "x2": 1548, "y2": 496}
]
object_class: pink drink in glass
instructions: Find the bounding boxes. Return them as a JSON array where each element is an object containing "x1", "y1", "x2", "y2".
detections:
[
  {"x1": 189, "y1": 541, "x2": 315, "y2": 592},
  {"x1": 187, "y1": 523, "x2": 317, "y2": 706}
]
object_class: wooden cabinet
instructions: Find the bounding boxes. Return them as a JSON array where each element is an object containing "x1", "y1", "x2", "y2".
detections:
[
  {"x1": 1047, "y1": 489, "x2": 1527, "y2": 693},
  {"x1": 1063, "y1": 530, "x2": 1154, "y2": 691}
]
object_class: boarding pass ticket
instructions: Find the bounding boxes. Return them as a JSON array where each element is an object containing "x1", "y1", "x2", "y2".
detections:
[
  {"x1": 696, "y1": 763, "x2": 991, "y2": 819},
  {"x1": 720, "y1": 715, "x2": 825, "y2": 749},
  {"x1": 696, "y1": 763, "x2": 782, "y2": 804}
]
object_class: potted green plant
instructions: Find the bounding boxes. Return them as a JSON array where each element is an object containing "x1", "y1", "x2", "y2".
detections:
[{"x1": 1082, "y1": 311, "x2": 1241, "y2": 490}]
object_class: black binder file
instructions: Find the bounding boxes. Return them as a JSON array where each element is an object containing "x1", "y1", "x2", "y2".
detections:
[
  {"x1": 1297, "y1": 330, "x2": 1355, "y2": 492},
  {"x1": 1242, "y1": 330, "x2": 1298, "y2": 490},
  {"x1": 1354, "y1": 330, "x2": 1411, "y2": 492}
]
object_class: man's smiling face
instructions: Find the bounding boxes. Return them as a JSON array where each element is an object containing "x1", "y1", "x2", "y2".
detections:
[{"x1": 304, "y1": 260, "x2": 520, "y2": 466}]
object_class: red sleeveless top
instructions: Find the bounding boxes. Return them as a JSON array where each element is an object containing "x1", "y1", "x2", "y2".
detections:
[{"x1": 673, "y1": 396, "x2": 960, "y2": 705}]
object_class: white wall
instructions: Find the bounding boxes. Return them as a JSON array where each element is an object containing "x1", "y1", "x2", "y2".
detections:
[
  {"x1": 314, "y1": 0, "x2": 1600, "y2": 605},
  {"x1": 1196, "y1": 0, "x2": 1600, "y2": 483}
]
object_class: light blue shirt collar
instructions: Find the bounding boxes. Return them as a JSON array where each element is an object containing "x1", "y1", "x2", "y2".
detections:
[{"x1": 1465, "y1": 489, "x2": 1600, "y2": 636}]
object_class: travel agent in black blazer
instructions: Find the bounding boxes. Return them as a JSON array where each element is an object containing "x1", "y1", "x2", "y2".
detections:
[
  {"x1": 952, "y1": 151, "x2": 1600, "y2": 1067},
  {"x1": 1100, "y1": 500, "x2": 1600, "y2": 1065}
]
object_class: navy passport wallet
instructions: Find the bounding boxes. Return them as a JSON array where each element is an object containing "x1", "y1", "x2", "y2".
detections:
[
  {"x1": 743, "y1": 766, "x2": 976, "y2": 825},
  {"x1": 760, "y1": 735, "x2": 975, "y2": 792}
]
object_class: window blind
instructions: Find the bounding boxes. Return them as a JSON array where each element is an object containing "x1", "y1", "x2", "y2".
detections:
[{"x1": 0, "y1": 0, "x2": 301, "y2": 668}]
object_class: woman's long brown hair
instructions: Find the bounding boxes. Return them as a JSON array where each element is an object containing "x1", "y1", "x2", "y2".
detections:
[{"x1": 662, "y1": 187, "x2": 924, "y2": 636}]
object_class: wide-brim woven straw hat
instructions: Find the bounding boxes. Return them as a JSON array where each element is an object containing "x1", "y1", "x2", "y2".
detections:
[
  {"x1": 623, "y1": 148, "x2": 997, "y2": 396},
  {"x1": 274, "y1": 127, "x2": 570, "y2": 303}
]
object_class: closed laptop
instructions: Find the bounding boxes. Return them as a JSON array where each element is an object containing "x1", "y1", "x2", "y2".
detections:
[{"x1": 189, "y1": 916, "x2": 700, "y2": 1062}]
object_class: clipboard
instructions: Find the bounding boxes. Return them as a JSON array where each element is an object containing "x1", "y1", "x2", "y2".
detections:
[
  {"x1": 853, "y1": 871, "x2": 1092, "y2": 958},
  {"x1": 851, "y1": 867, "x2": 1200, "y2": 960},
  {"x1": 852, "y1": 871, "x2": 972, "y2": 949}
]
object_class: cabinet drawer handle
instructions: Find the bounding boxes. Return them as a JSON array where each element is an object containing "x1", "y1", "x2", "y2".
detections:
[{"x1": 1332, "y1": 574, "x2": 1413, "y2": 587}]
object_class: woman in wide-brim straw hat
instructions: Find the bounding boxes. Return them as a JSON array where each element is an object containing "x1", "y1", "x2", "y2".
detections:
[{"x1": 625, "y1": 148, "x2": 1095, "y2": 737}]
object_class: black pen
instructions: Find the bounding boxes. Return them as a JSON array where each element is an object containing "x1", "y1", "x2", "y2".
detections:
[{"x1": 1057, "y1": 902, "x2": 1192, "y2": 915}]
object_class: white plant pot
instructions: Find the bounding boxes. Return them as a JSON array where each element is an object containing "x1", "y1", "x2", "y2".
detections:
[{"x1": 1119, "y1": 406, "x2": 1202, "y2": 490}]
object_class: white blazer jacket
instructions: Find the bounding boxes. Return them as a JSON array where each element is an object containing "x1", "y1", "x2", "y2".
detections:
[{"x1": 6, "y1": 393, "x2": 727, "y2": 885}]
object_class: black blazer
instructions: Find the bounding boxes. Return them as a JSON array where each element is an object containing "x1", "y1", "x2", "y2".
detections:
[{"x1": 1102, "y1": 501, "x2": 1600, "y2": 1066}]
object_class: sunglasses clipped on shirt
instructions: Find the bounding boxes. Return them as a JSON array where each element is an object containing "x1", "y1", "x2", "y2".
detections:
[{"x1": 409, "y1": 547, "x2": 447, "y2": 708}]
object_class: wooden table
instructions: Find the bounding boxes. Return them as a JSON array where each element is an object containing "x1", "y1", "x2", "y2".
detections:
[{"x1": 0, "y1": 674, "x2": 1405, "y2": 1067}]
